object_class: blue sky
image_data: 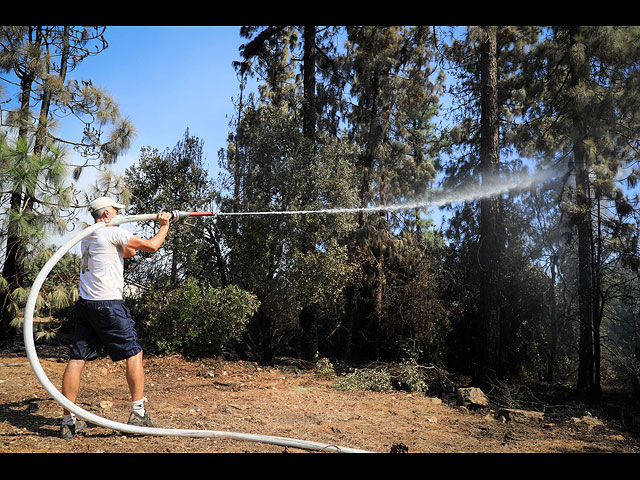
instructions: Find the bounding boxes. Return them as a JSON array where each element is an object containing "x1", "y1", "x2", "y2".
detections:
[
  {"x1": 42, "y1": 26, "x2": 249, "y2": 245},
  {"x1": 66, "y1": 26, "x2": 247, "y2": 186}
]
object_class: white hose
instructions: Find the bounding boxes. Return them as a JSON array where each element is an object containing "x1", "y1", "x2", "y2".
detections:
[{"x1": 22, "y1": 213, "x2": 370, "y2": 453}]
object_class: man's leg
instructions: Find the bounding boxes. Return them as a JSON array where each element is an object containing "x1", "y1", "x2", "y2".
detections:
[
  {"x1": 125, "y1": 350, "x2": 144, "y2": 401},
  {"x1": 60, "y1": 359, "x2": 87, "y2": 438},
  {"x1": 61, "y1": 359, "x2": 86, "y2": 414},
  {"x1": 125, "y1": 350, "x2": 153, "y2": 427}
]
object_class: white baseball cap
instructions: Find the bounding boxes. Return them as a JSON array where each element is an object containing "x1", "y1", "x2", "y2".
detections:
[{"x1": 90, "y1": 196, "x2": 125, "y2": 213}]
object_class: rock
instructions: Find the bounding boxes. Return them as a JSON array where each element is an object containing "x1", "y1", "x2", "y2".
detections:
[
  {"x1": 456, "y1": 387, "x2": 490, "y2": 409},
  {"x1": 497, "y1": 408, "x2": 544, "y2": 423},
  {"x1": 571, "y1": 414, "x2": 605, "y2": 430},
  {"x1": 425, "y1": 397, "x2": 442, "y2": 405}
]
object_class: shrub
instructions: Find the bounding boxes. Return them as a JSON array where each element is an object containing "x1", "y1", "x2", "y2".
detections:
[
  {"x1": 316, "y1": 357, "x2": 336, "y2": 376},
  {"x1": 398, "y1": 358, "x2": 428, "y2": 394},
  {"x1": 332, "y1": 367, "x2": 393, "y2": 392},
  {"x1": 141, "y1": 279, "x2": 260, "y2": 356}
]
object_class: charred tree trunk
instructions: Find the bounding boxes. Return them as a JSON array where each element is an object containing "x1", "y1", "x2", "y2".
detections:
[
  {"x1": 547, "y1": 254, "x2": 559, "y2": 382},
  {"x1": 476, "y1": 27, "x2": 503, "y2": 385},
  {"x1": 564, "y1": 26, "x2": 597, "y2": 396},
  {"x1": 575, "y1": 137, "x2": 595, "y2": 395}
]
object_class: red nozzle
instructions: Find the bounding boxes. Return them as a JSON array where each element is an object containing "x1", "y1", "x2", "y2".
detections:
[{"x1": 188, "y1": 212, "x2": 215, "y2": 217}]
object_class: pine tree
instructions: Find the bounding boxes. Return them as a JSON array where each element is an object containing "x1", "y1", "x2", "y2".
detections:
[
  {"x1": 442, "y1": 26, "x2": 541, "y2": 382},
  {"x1": 517, "y1": 26, "x2": 640, "y2": 396},
  {"x1": 221, "y1": 26, "x2": 358, "y2": 363},
  {"x1": 338, "y1": 26, "x2": 442, "y2": 360},
  {"x1": 0, "y1": 26, "x2": 135, "y2": 344}
]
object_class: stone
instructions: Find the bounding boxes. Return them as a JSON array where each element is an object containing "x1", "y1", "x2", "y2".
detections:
[
  {"x1": 497, "y1": 408, "x2": 544, "y2": 423},
  {"x1": 456, "y1": 387, "x2": 490, "y2": 409},
  {"x1": 571, "y1": 414, "x2": 605, "y2": 429}
]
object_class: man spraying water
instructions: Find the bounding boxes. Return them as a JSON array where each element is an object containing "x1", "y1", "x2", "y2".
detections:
[
  {"x1": 59, "y1": 197, "x2": 172, "y2": 439},
  {"x1": 49, "y1": 168, "x2": 554, "y2": 440}
]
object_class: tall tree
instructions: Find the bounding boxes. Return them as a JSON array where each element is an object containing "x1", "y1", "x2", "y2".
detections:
[
  {"x1": 125, "y1": 130, "x2": 216, "y2": 290},
  {"x1": 236, "y1": 26, "x2": 345, "y2": 360},
  {"x1": 517, "y1": 26, "x2": 640, "y2": 396},
  {"x1": 477, "y1": 26, "x2": 502, "y2": 381},
  {"x1": 0, "y1": 26, "x2": 135, "y2": 344},
  {"x1": 337, "y1": 26, "x2": 442, "y2": 360},
  {"x1": 441, "y1": 26, "x2": 541, "y2": 382},
  {"x1": 221, "y1": 26, "x2": 357, "y2": 363}
]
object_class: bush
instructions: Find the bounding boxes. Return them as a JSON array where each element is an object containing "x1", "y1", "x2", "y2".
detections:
[
  {"x1": 316, "y1": 357, "x2": 336, "y2": 376},
  {"x1": 332, "y1": 368, "x2": 393, "y2": 392},
  {"x1": 398, "y1": 358, "x2": 428, "y2": 395},
  {"x1": 140, "y1": 279, "x2": 260, "y2": 356}
]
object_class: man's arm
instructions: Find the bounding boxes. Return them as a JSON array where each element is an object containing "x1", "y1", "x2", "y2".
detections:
[{"x1": 125, "y1": 212, "x2": 172, "y2": 255}]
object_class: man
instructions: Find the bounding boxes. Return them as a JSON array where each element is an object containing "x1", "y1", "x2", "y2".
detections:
[{"x1": 60, "y1": 196, "x2": 171, "y2": 439}]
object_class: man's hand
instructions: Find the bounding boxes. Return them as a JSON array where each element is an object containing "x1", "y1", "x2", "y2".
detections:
[{"x1": 157, "y1": 212, "x2": 172, "y2": 226}]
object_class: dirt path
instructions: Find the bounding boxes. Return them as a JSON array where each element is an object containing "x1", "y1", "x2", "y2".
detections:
[{"x1": 1, "y1": 346, "x2": 639, "y2": 454}]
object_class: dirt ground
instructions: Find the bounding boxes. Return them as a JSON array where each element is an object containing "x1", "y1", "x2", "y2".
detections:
[{"x1": 2, "y1": 341, "x2": 640, "y2": 455}]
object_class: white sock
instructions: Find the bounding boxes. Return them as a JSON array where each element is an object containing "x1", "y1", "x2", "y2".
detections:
[
  {"x1": 132, "y1": 399, "x2": 145, "y2": 416},
  {"x1": 62, "y1": 413, "x2": 75, "y2": 426}
]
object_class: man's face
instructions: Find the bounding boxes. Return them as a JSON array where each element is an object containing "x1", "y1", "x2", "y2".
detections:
[{"x1": 106, "y1": 206, "x2": 120, "y2": 220}]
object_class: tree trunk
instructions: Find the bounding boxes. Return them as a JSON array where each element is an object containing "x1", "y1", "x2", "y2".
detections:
[
  {"x1": 592, "y1": 193, "x2": 603, "y2": 397},
  {"x1": 547, "y1": 255, "x2": 559, "y2": 382},
  {"x1": 575, "y1": 138, "x2": 595, "y2": 394},
  {"x1": 298, "y1": 26, "x2": 320, "y2": 361},
  {"x1": 476, "y1": 27, "x2": 503, "y2": 384},
  {"x1": 567, "y1": 26, "x2": 596, "y2": 395}
]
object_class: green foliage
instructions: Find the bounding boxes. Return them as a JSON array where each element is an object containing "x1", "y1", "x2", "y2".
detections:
[
  {"x1": 219, "y1": 49, "x2": 361, "y2": 359},
  {"x1": 6, "y1": 248, "x2": 81, "y2": 342},
  {"x1": 125, "y1": 130, "x2": 217, "y2": 290},
  {"x1": 332, "y1": 367, "x2": 393, "y2": 392},
  {"x1": 398, "y1": 358, "x2": 429, "y2": 395},
  {"x1": 140, "y1": 279, "x2": 260, "y2": 356},
  {"x1": 0, "y1": 135, "x2": 72, "y2": 241},
  {"x1": 320, "y1": 358, "x2": 428, "y2": 395},
  {"x1": 24, "y1": 247, "x2": 80, "y2": 318},
  {"x1": 315, "y1": 357, "x2": 335, "y2": 376}
]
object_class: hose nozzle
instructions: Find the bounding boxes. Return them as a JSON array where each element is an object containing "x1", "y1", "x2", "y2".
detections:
[
  {"x1": 170, "y1": 210, "x2": 216, "y2": 221},
  {"x1": 170, "y1": 210, "x2": 191, "y2": 221}
]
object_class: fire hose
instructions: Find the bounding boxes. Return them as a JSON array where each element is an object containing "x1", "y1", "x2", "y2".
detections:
[{"x1": 22, "y1": 211, "x2": 370, "y2": 453}]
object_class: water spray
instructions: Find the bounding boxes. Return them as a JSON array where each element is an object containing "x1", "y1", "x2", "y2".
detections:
[{"x1": 195, "y1": 168, "x2": 554, "y2": 218}]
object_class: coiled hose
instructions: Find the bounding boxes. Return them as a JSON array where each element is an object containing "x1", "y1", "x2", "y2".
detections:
[{"x1": 22, "y1": 213, "x2": 370, "y2": 453}]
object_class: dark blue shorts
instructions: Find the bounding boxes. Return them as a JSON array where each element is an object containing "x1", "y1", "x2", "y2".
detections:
[{"x1": 70, "y1": 298, "x2": 142, "y2": 362}]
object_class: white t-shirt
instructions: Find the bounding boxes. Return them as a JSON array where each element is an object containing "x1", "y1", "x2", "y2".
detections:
[{"x1": 79, "y1": 225, "x2": 133, "y2": 300}]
